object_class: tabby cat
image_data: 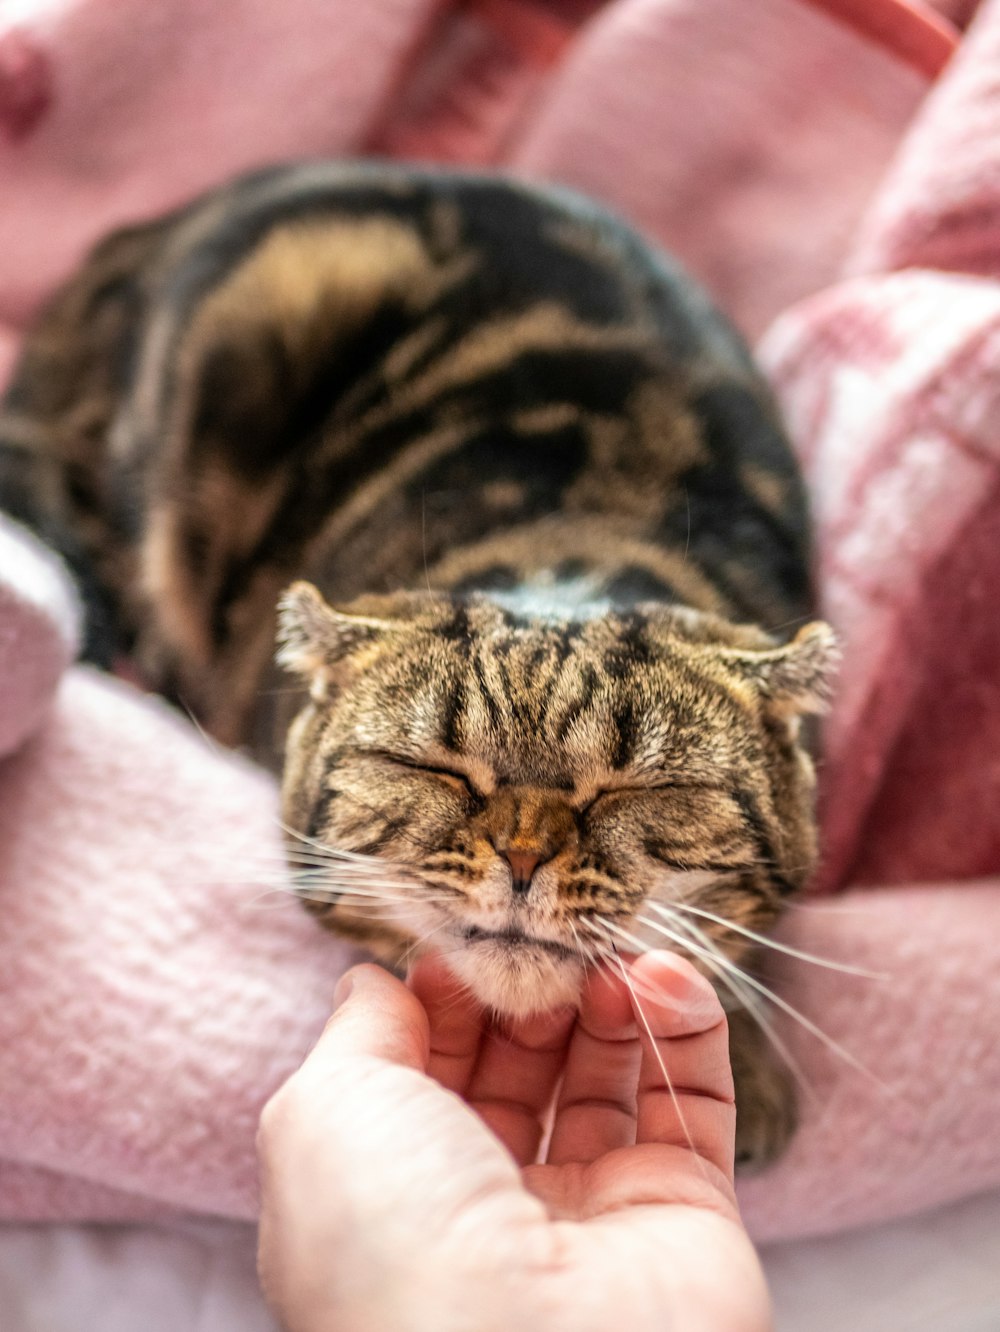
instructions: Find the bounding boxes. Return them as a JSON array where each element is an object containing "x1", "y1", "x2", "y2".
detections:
[{"x1": 0, "y1": 162, "x2": 835, "y2": 1167}]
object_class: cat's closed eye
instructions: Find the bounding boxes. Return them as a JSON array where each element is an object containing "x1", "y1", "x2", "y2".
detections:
[
  {"x1": 372, "y1": 751, "x2": 483, "y2": 799},
  {"x1": 576, "y1": 777, "x2": 726, "y2": 814}
]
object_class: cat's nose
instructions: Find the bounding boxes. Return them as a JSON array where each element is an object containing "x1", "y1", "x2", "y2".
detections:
[{"x1": 500, "y1": 848, "x2": 544, "y2": 895}]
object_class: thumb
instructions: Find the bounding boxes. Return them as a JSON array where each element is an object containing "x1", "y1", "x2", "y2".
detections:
[
  {"x1": 258, "y1": 964, "x2": 436, "y2": 1204},
  {"x1": 309, "y1": 963, "x2": 431, "y2": 1075}
]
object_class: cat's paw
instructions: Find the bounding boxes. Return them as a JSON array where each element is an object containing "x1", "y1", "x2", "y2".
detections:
[
  {"x1": 732, "y1": 1052, "x2": 797, "y2": 1173},
  {"x1": 727, "y1": 1006, "x2": 798, "y2": 1173}
]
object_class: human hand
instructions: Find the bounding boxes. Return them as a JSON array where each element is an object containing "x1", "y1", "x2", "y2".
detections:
[{"x1": 257, "y1": 951, "x2": 771, "y2": 1332}]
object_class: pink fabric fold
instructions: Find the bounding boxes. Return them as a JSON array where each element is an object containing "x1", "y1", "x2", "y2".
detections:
[
  {"x1": 738, "y1": 882, "x2": 1000, "y2": 1241},
  {"x1": 0, "y1": 0, "x2": 443, "y2": 325},
  {"x1": 761, "y1": 269, "x2": 1000, "y2": 890},
  {"x1": 0, "y1": 515, "x2": 81, "y2": 760},
  {"x1": 0, "y1": 661, "x2": 356, "y2": 1225},
  {"x1": 3, "y1": 0, "x2": 1000, "y2": 1245},
  {"x1": 511, "y1": 0, "x2": 934, "y2": 336},
  {"x1": 0, "y1": 0, "x2": 940, "y2": 339},
  {"x1": 850, "y1": 0, "x2": 1000, "y2": 276}
]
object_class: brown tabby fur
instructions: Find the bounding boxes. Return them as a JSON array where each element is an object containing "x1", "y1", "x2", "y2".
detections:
[{"x1": 0, "y1": 162, "x2": 836, "y2": 1167}]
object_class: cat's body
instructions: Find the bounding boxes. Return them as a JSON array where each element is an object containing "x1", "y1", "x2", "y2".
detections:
[{"x1": 0, "y1": 162, "x2": 833, "y2": 1166}]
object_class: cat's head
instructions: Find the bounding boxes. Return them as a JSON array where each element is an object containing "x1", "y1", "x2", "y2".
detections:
[{"x1": 276, "y1": 581, "x2": 837, "y2": 1017}]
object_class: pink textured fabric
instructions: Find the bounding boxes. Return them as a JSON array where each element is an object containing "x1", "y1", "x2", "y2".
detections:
[
  {"x1": 511, "y1": 0, "x2": 933, "y2": 336},
  {"x1": 0, "y1": 0, "x2": 441, "y2": 324},
  {"x1": 2, "y1": 0, "x2": 1000, "y2": 1246},
  {"x1": 0, "y1": 515, "x2": 80, "y2": 759},
  {"x1": 0, "y1": 654, "x2": 356, "y2": 1225},
  {"x1": 850, "y1": 0, "x2": 1000, "y2": 275},
  {"x1": 762, "y1": 271, "x2": 1000, "y2": 890},
  {"x1": 0, "y1": 0, "x2": 939, "y2": 339},
  {"x1": 738, "y1": 882, "x2": 1000, "y2": 1241}
]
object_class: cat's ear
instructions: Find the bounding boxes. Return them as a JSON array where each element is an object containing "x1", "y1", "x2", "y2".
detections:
[
  {"x1": 722, "y1": 621, "x2": 839, "y2": 716},
  {"x1": 276, "y1": 581, "x2": 394, "y2": 697}
]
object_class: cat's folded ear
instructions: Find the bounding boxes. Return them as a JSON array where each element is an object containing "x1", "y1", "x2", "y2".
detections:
[
  {"x1": 721, "y1": 621, "x2": 840, "y2": 716},
  {"x1": 276, "y1": 581, "x2": 395, "y2": 698}
]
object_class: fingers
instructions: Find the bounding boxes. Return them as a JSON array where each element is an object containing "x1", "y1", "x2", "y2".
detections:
[
  {"x1": 258, "y1": 961, "x2": 533, "y2": 1332},
  {"x1": 407, "y1": 952, "x2": 486, "y2": 1094},
  {"x1": 465, "y1": 1004, "x2": 577, "y2": 1167},
  {"x1": 547, "y1": 952, "x2": 734, "y2": 1178},
  {"x1": 628, "y1": 951, "x2": 735, "y2": 1179},
  {"x1": 389, "y1": 949, "x2": 734, "y2": 1183},
  {"x1": 305, "y1": 963, "x2": 431, "y2": 1076},
  {"x1": 546, "y1": 964, "x2": 642, "y2": 1164},
  {"x1": 409, "y1": 953, "x2": 577, "y2": 1166}
]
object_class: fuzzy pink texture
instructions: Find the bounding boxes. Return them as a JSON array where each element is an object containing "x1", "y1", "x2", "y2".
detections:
[
  {"x1": 0, "y1": 0, "x2": 442, "y2": 325},
  {"x1": 762, "y1": 270, "x2": 1000, "y2": 891},
  {"x1": 0, "y1": 660, "x2": 355, "y2": 1225},
  {"x1": 0, "y1": 0, "x2": 939, "y2": 339},
  {"x1": 509, "y1": 0, "x2": 934, "y2": 336},
  {"x1": 0, "y1": 515, "x2": 80, "y2": 759},
  {"x1": 2, "y1": 0, "x2": 1000, "y2": 1244}
]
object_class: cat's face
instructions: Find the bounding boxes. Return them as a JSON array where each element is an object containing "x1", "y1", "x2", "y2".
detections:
[{"x1": 277, "y1": 583, "x2": 835, "y2": 1016}]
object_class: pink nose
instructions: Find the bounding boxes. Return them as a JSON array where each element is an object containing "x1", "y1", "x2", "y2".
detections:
[{"x1": 501, "y1": 849, "x2": 543, "y2": 894}]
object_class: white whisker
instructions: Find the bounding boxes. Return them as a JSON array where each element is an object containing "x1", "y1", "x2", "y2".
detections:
[
  {"x1": 632, "y1": 910, "x2": 881, "y2": 1085},
  {"x1": 668, "y1": 900, "x2": 887, "y2": 979},
  {"x1": 648, "y1": 907, "x2": 813, "y2": 1097},
  {"x1": 605, "y1": 942, "x2": 712, "y2": 1183},
  {"x1": 400, "y1": 919, "x2": 450, "y2": 969},
  {"x1": 579, "y1": 919, "x2": 698, "y2": 1008},
  {"x1": 240, "y1": 891, "x2": 304, "y2": 913}
]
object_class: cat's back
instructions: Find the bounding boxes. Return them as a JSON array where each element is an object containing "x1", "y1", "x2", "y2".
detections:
[
  {"x1": 7, "y1": 160, "x2": 767, "y2": 454},
  {"x1": 1, "y1": 162, "x2": 811, "y2": 745}
]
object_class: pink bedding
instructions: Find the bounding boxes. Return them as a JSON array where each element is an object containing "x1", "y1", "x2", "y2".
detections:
[{"x1": 2, "y1": 0, "x2": 1000, "y2": 1244}]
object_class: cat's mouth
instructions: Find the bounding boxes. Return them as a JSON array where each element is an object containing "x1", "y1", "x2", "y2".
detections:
[
  {"x1": 444, "y1": 922, "x2": 588, "y2": 1016},
  {"x1": 462, "y1": 925, "x2": 577, "y2": 961}
]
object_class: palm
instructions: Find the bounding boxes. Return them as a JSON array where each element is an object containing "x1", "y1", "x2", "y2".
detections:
[
  {"x1": 408, "y1": 951, "x2": 769, "y2": 1332},
  {"x1": 258, "y1": 950, "x2": 770, "y2": 1332}
]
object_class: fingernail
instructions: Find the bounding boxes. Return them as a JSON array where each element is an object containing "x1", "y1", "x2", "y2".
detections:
[
  {"x1": 333, "y1": 972, "x2": 355, "y2": 1009},
  {"x1": 673, "y1": 976, "x2": 722, "y2": 1023}
]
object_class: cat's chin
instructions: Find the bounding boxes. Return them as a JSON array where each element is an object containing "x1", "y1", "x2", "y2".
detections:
[{"x1": 444, "y1": 940, "x2": 586, "y2": 1019}]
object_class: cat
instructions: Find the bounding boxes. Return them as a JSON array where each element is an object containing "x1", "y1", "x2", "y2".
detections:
[{"x1": 0, "y1": 161, "x2": 835, "y2": 1168}]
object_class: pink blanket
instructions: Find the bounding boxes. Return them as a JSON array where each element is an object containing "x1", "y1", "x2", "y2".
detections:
[{"x1": 3, "y1": 0, "x2": 1000, "y2": 1244}]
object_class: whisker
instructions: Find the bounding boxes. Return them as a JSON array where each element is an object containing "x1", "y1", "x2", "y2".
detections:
[
  {"x1": 605, "y1": 941, "x2": 712, "y2": 1184},
  {"x1": 292, "y1": 896, "x2": 439, "y2": 914},
  {"x1": 277, "y1": 819, "x2": 350, "y2": 856},
  {"x1": 632, "y1": 911, "x2": 882, "y2": 1086},
  {"x1": 648, "y1": 908, "x2": 814, "y2": 1098},
  {"x1": 240, "y1": 890, "x2": 305, "y2": 913},
  {"x1": 400, "y1": 919, "x2": 450, "y2": 969},
  {"x1": 174, "y1": 699, "x2": 227, "y2": 758},
  {"x1": 240, "y1": 885, "x2": 373, "y2": 911},
  {"x1": 184, "y1": 851, "x2": 409, "y2": 880},
  {"x1": 284, "y1": 849, "x2": 412, "y2": 870},
  {"x1": 286, "y1": 882, "x2": 449, "y2": 906},
  {"x1": 287, "y1": 875, "x2": 425, "y2": 893},
  {"x1": 567, "y1": 919, "x2": 603, "y2": 968},
  {"x1": 667, "y1": 900, "x2": 888, "y2": 980},
  {"x1": 579, "y1": 920, "x2": 695, "y2": 1009},
  {"x1": 288, "y1": 787, "x2": 443, "y2": 856},
  {"x1": 234, "y1": 871, "x2": 426, "y2": 897},
  {"x1": 586, "y1": 915, "x2": 816, "y2": 1098},
  {"x1": 278, "y1": 830, "x2": 409, "y2": 868}
]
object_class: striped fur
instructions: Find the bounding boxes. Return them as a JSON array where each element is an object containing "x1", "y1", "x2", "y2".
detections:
[{"x1": 0, "y1": 162, "x2": 835, "y2": 1166}]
